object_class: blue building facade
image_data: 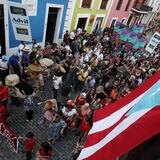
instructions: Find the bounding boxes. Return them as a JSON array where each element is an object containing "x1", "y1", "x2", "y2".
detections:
[{"x1": 1, "y1": 0, "x2": 69, "y2": 54}]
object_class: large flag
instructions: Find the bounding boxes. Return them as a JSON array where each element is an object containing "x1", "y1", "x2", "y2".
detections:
[{"x1": 78, "y1": 71, "x2": 160, "y2": 160}]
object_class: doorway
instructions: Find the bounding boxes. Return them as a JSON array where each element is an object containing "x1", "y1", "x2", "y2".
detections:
[
  {"x1": 45, "y1": 7, "x2": 59, "y2": 44},
  {"x1": 0, "y1": 4, "x2": 5, "y2": 55},
  {"x1": 93, "y1": 17, "x2": 103, "y2": 33},
  {"x1": 77, "y1": 18, "x2": 87, "y2": 30}
]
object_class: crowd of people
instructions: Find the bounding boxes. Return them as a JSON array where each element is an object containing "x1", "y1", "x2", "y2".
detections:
[{"x1": 0, "y1": 26, "x2": 160, "y2": 160}]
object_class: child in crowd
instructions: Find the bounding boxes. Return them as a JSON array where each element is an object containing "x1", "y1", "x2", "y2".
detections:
[
  {"x1": 36, "y1": 141, "x2": 52, "y2": 160},
  {"x1": 24, "y1": 132, "x2": 36, "y2": 160}
]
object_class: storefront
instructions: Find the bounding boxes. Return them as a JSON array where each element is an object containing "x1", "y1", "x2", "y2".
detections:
[{"x1": 0, "y1": 0, "x2": 69, "y2": 55}]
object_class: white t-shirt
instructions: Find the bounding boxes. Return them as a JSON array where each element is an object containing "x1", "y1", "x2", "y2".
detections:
[
  {"x1": 70, "y1": 32, "x2": 75, "y2": 40},
  {"x1": 18, "y1": 44, "x2": 25, "y2": 55},
  {"x1": 62, "y1": 107, "x2": 77, "y2": 117},
  {"x1": 53, "y1": 76, "x2": 62, "y2": 89},
  {"x1": 77, "y1": 28, "x2": 82, "y2": 35},
  {"x1": 98, "y1": 53, "x2": 104, "y2": 61}
]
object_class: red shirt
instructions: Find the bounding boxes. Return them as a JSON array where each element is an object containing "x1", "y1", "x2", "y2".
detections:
[
  {"x1": 80, "y1": 116, "x2": 91, "y2": 133},
  {"x1": 0, "y1": 105, "x2": 8, "y2": 123},
  {"x1": 25, "y1": 138, "x2": 36, "y2": 152},
  {"x1": 0, "y1": 86, "x2": 9, "y2": 101}
]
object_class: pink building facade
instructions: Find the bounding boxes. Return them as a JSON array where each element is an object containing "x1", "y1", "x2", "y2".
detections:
[{"x1": 106, "y1": 0, "x2": 135, "y2": 27}]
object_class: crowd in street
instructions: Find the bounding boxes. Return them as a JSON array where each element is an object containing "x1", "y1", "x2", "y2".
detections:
[{"x1": 0, "y1": 26, "x2": 160, "y2": 160}]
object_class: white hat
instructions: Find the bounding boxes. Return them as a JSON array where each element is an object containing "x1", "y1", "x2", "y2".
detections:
[
  {"x1": 39, "y1": 58, "x2": 54, "y2": 67},
  {"x1": 5, "y1": 74, "x2": 20, "y2": 87}
]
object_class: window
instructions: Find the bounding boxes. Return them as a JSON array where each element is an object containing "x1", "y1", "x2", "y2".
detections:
[
  {"x1": 81, "y1": 0, "x2": 92, "y2": 8},
  {"x1": 77, "y1": 18, "x2": 88, "y2": 30},
  {"x1": 116, "y1": 0, "x2": 123, "y2": 10},
  {"x1": 125, "y1": 0, "x2": 131, "y2": 11},
  {"x1": 100, "y1": 0, "x2": 109, "y2": 9}
]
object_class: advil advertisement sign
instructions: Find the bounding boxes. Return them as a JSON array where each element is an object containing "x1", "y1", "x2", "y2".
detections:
[{"x1": 8, "y1": 2, "x2": 32, "y2": 42}]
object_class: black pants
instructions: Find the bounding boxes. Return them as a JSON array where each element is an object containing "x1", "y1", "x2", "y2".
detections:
[
  {"x1": 10, "y1": 96, "x2": 21, "y2": 106},
  {"x1": 0, "y1": 69, "x2": 9, "y2": 85},
  {"x1": 26, "y1": 151, "x2": 32, "y2": 160},
  {"x1": 25, "y1": 110, "x2": 34, "y2": 120},
  {"x1": 12, "y1": 65, "x2": 21, "y2": 79},
  {"x1": 0, "y1": 99, "x2": 8, "y2": 107},
  {"x1": 53, "y1": 88, "x2": 58, "y2": 99}
]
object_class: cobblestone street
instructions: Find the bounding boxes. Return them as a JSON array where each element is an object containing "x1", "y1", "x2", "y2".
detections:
[{"x1": 0, "y1": 77, "x2": 78, "y2": 160}]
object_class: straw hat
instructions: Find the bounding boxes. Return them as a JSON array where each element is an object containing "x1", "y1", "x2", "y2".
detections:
[
  {"x1": 96, "y1": 86, "x2": 104, "y2": 94},
  {"x1": 39, "y1": 58, "x2": 54, "y2": 67},
  {"x1": 28, "y1": 64, "x2": 43, "y2": 73},
  {"x1": 5, "y1": 74, "x2": 20, "y2": 87}
]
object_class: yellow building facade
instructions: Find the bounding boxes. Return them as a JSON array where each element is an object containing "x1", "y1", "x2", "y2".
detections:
[{"x1": 70, "y1": 0, "x2": 113, "y2": 33}]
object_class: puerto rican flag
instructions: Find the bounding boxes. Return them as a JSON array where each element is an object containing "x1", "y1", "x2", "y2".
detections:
[{"x1": 78, "y1": 71, "x2": 160, "y2": 160}]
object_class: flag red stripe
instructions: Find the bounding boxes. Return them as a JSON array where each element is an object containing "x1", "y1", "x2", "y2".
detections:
[
  {"x1": 94, "y1": 71, "x2": 160, "y2": 122},
  {"x1": 84, "y1": 116, "x2": 126, "y2": 148},
  {"x1": 83, "y1": 106, "x2": 160, "y2": 160}
]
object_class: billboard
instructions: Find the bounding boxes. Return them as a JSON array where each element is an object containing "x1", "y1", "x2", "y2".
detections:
[
  {"x1": 8, "y1": 2, "x2": 32, "y2": 42},
  {"x1": 145, "y1": 32, "x2": 160, "y2": 53}
]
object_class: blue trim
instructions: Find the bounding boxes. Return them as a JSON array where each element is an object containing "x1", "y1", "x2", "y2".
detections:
[{"x1": 8, "y1": 0, "x2": 68, "y2": 48}]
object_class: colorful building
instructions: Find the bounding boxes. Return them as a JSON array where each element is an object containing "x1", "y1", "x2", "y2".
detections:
[
  {"x1": 106, "y1": 0, "x2": 135, "y2": 27},
  {"x1": 70, "y1": 0, "x2": 113, "y2": 33},
  {"x1": 0, "y1": 0, "x2": 70, "y2": 55},
  {"x1": 127, "y1": 0, "x2": 152, "y2": 27},
  {"x1": 141, "y1": 0, "x2": 160, "y2": 25}
]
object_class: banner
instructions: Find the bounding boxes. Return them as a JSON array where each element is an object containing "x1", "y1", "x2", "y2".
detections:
[
  {"x1": 120, "y1": 29, "x2": 130, "y2": 42},
  {"x1": 128, "y1": 32, "x2": 138, "y2": 44},
  {"x1": 145, "y1": 32, "x2": 160, "y2": 53},
  {"x1": 8, "y1": 2, "x2": 32, "y2": 42},
  {"x1": 0, "y1": 123, "x2": 19, "y2": 153},
  {"x1": 133, "y1": 38, "x2": 147, "y2": 49},
  {"x1": 78, "y1": 71, "x2": 160, "y2": 160},
  {"x1": 22, "y1": 0, "x2": 38, "y2": 16}
]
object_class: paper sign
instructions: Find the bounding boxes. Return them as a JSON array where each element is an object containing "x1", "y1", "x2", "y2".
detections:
[
  {"x1": 8, "y1": 2, "x2": 32, "y2": 42},
  {"x1": 145, "y1": 32, "x2": 160, "y2": 53}
]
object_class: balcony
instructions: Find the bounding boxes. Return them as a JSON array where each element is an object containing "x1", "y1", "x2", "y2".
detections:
[{"x1": 132, "y1": 2, "x2": 152, "y2": 14}]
